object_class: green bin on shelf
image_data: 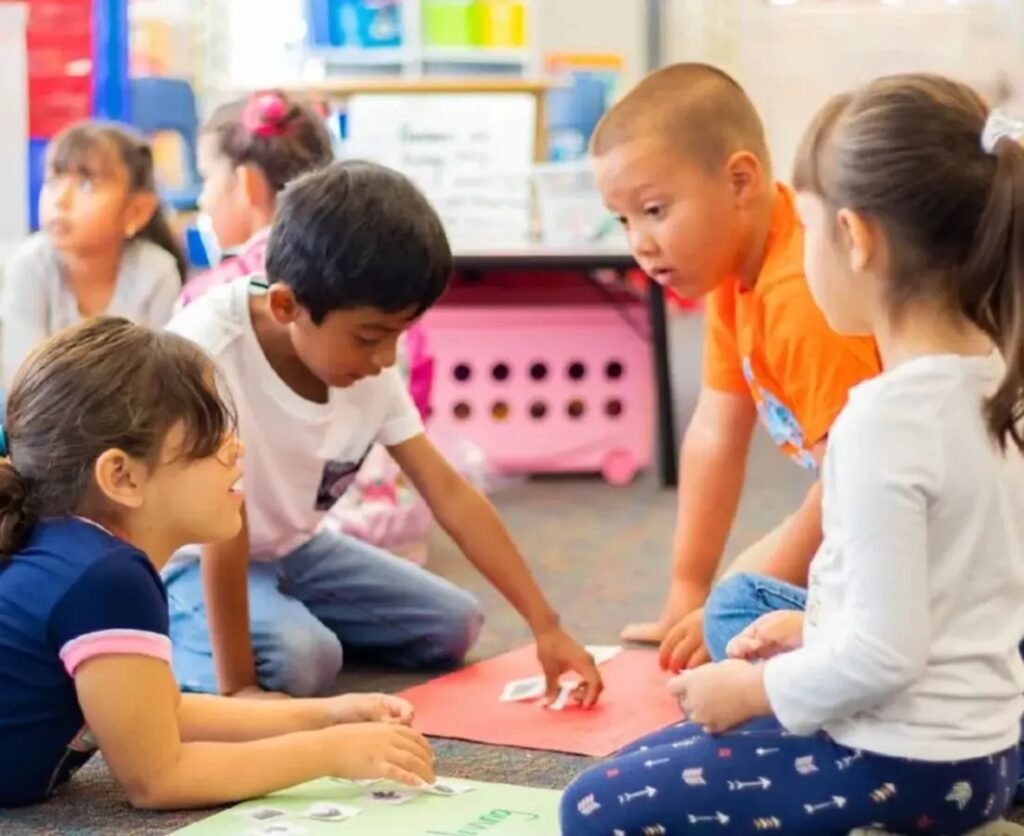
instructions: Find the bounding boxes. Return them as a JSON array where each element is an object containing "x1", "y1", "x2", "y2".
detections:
[{"x1": 422, "y1": 0, "x2": 483, "y2": 46}]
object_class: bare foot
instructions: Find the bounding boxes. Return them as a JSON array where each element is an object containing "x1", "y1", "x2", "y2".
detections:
[{"x1": 621, "y1": 619, "x2": 674, "y2": 644}]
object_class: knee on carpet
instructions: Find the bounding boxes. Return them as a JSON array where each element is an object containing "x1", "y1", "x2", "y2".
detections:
[
  {"x1": 258, "y1": 623, "x2": 344, "y2": 697},
  {"x1": 415, "y1": 590, "x2": 485, "y2": 667}
]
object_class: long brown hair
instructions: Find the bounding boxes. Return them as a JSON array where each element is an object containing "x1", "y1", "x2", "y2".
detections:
[
  {"x1": 0, "y1": 318, "x2": 234, "y2": 562},
  {"x1": 793, "y1": 73, "x2": 1024, "y2": 452},
  {"x1": 48, "y1": 122, "x2": 188, "y2": 283},
  {"x1": 203, "y1": 90, "x2": 334, "y2": 193}
]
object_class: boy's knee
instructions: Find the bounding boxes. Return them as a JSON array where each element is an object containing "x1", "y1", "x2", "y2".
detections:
[
  {"x1": 259, "y1": 625, "x2": 344, "y2": 697},
  {"x1": 418, "y1": 590, "x2": 485, "y2": 667},
  {"x1": 703, "y1": 573, "x2": 761, "y2": 662},
  {"x1": 705, "y1": 572, "x2": 760, "y2": 620}
]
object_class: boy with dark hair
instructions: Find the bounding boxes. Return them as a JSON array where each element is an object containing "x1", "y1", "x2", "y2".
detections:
[{"x1": 165, "y1": 160, "x2": 601, "y2": 702}]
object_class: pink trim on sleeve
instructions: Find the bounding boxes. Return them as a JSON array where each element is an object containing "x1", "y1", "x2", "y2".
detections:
[{"x1": 60, "y1": 629, "x2": 172, "y2": 676}]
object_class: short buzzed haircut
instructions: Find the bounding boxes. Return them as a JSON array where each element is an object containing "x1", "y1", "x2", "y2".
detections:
[{"x1": 591, "y1": 63, "x2": 770, "y2": 172}]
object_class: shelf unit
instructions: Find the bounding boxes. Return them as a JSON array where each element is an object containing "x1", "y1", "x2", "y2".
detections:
[{"x1": 302, "y1": 0, "x2": 539, "y2": 80}]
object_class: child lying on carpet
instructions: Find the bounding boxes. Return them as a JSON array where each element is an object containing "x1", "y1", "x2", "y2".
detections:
[
  {"x1": 562, "y1": 73, "x2": 1024, "y2": 835},
  {"x1": 0, "y1": 318, "x2": 433, "y2": 809}
]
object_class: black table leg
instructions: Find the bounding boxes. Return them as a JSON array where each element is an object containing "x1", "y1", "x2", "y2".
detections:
[{"x1": 648, "y1": 282, "x2": 678, "y2": 487}]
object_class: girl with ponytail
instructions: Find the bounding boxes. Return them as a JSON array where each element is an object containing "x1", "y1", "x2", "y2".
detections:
[
  {"x1": 562, "y1": 74, "x2": 1024, "y2": 835},
  {"x1": 0, "y1": 318, "x2": 432, "y2": 810}
]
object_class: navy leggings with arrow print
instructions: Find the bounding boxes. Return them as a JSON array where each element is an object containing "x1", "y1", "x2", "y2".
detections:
[{"x1": 560, "y1": 717, "x2": 1018, "y2": 836}]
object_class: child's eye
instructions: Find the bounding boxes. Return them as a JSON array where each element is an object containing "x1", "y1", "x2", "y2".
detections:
[
  {"x1": 616, "y1": 215, "x2": 629, "y2": 228},
  {"x1": 79, "y1": 177, "x2": 96, "y2": 194},
  {"x1": 643, "y1": 204, "x2": 664, "y2": 219},
  {"x1": 356, "y1": 335, "x2": 379, "y2": 348}
]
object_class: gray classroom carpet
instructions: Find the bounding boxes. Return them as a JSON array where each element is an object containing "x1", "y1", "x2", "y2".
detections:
[{"x1": 1, "y1": 313, "x2": 1020, "y2": 834}]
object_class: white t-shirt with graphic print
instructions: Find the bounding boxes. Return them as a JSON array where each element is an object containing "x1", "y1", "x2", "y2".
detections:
[{"x1": 166, "y1": 276, "x2": 424, "y2": 561}]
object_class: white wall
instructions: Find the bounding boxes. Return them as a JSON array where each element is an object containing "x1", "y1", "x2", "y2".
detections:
[
  {"x1": 664, "y1": 0, "x2": 1024, "y2": 177},
  {"x1": 535, "y1": 0, "x2": 647, "y2": 89},
  {"x1": 0, "y1": 2, "x2": 27, "y2": 254}
]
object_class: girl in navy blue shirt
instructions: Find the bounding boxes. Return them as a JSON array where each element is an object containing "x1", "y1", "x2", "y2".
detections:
[{"x1": 0, "y1": 317, "x2": 434, "y2": 808}]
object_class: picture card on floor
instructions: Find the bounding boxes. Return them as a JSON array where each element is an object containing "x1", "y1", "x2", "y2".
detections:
[
  {"x1": 171, "y1": 777, "x2": 559, "y2": 836},
  {"x1": 397, "y1": 645, "x2": 681, "y2": 757}
]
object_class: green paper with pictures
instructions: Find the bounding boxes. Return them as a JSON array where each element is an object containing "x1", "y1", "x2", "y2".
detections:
[{"x1": 170, "y1": 776, "x2": 561, "y2": 836}]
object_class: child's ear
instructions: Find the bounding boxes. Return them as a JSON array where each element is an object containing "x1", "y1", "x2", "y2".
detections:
[
  {"x1": 267, "y1": 283, "x2": 301, "y2": 324},
  {"x1": 93, "y1": 449, "x2": 147, "y2": 510},
  {"x1": 724, "y1": 151, "x2": 764, "y2": 205},
  {"x1": 124, "y1": 191, "x2": 159, "y2": 239},
  {"x1": 238, "y1": 164, "x2": 275, "y2": 210},
  {"x1": 836, "y1": 208, "x2": 876, "y2": 274}
]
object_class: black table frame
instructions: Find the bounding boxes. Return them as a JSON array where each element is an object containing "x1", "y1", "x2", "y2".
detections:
[{"x1": 452, "y1": 251, "x2": 679, "y2": 487}]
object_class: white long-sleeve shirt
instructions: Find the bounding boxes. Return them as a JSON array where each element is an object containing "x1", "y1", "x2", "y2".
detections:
[{"x1": 764, "y1": 352, "x2": 1024, "y2": 762}]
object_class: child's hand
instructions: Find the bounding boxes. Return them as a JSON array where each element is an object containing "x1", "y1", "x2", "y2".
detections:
[
  {"x1": 726, "y1": 611, "x2": 805, "y2": 661},
  {"x1": 329, "y1": 722, "x2": 435, "y2": 787},
  {"x1": 658, "y1": 608, "x2": 711, "y2": 672},
  {"x1": 535, "y1": 628, "x2": 603, "y2": 708},
  {"x1": 621, "y1": 578, "x2": 708, "y2": 645},
  {"x1": 668, "y1": 659, "x2": 770, "y2": 733},
  {"x1": 327, "y1": 694, "x2": 415, "y2": 726}
]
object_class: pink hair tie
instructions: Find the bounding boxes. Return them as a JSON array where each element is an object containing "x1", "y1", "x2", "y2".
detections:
[{"x1": 242, "y1": 91, "x2": 290, "y2": 138}]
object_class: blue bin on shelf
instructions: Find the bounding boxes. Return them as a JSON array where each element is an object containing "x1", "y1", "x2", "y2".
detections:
[
  {"x1": 27, "y1": 138, "x2": 49, "y2": 232},
  {"x1": 308, "y1": 0, "x2": 402, "y2": 48}
]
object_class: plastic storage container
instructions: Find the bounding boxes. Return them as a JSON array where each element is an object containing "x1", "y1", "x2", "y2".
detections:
[
  {"x1": 479, "y1": 0, "x2": 524, "y2": 47},
  {"x1": 422, "y1": 0, "x2": 482, "y2": 46},
  {"x1": 424, "y1": 304, "x2": 652, "y2": 485},
  {"x1": 307, "y1": 0, "x2": 403, "y2": 48},
  {"x1": 531, "y1": 161, "x2": 623, "y2": 246}
]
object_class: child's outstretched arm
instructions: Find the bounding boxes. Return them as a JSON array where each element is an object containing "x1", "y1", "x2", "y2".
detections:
[
  {"x1": 177, "y1": 692, "x2": 415, "y2": 742},
  {"x1": 74, "y1": 656, "x2": 435, "y2": 809},
  {"x1": 627, "y1": 388, "x2": 757, "y2": 658},
  {"x1": 389, "y1": 434, "x2": 603, "y2": 706},
  {"x1": 200, "y1": 510, "x2": 259, "y2": 695}
]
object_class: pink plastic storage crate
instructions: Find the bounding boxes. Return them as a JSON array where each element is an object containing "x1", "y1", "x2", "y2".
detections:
[{"x1": 424, "y1": 304, "x2": 653, "y2": 485}]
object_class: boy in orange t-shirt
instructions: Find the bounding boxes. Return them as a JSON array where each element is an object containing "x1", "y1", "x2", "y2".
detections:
[{"x1": 592, "y1": 63, "x2": 880, "y2": 670}]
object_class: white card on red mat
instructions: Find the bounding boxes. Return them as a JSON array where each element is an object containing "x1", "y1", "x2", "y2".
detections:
[{"x1": 499, "y1": 675, "x2": 546, "y2": 703}]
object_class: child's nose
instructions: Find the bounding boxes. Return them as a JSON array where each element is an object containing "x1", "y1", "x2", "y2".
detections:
[
  {"x1": 629, "y1": 227, "x2": 658, "y2": 257},
  {"x1": 54, "y1": 180, "x2": 74, "y2": 209},
  {"x1": 371, "y1": 344, "x2": 397, "y2": 372}
]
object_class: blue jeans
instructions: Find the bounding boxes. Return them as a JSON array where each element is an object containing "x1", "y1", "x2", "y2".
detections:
[
  {"x1": 704, "y1": 572, "x2": 1024, "y2": 804},
  {"x1": 164, "y1": 529, "x2": 485, "y2": 696},
  {"x1": 562, "y1": 716, "x2": 1018, "y2": 835}
]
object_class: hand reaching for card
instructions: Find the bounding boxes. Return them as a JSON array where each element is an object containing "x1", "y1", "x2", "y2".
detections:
[
  {"x1": 535, "y1": 628, "x2": 603, "y2": 708},
  {"x1": 726, "y1": 610, "x2": 805, "y2": 662},
  {"x1": 329, "y1": 722, "x2": 435, "y2": 787},
  {"x1": 327, "y1": 693, "x2": 415, "y2": 726}
]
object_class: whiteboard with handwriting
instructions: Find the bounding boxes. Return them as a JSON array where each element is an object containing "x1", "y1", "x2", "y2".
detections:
[{"x1": 345, "y1": 93, "x2": 536, "y2": 247}]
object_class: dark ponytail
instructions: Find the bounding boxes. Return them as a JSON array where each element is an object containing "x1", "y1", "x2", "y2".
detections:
[
  {"x1": 136, "y1": 207, "x2": 188, "y2": 285},
  {"x1": 792, "y1": 73, "x2": 1024, "y2": 453},
  {"x1": 961, "y1": 138, "x2": 1024, "y2": 452},
  {"x1": 0, "y1": 460, "x2": 37, "y2": 566}
]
